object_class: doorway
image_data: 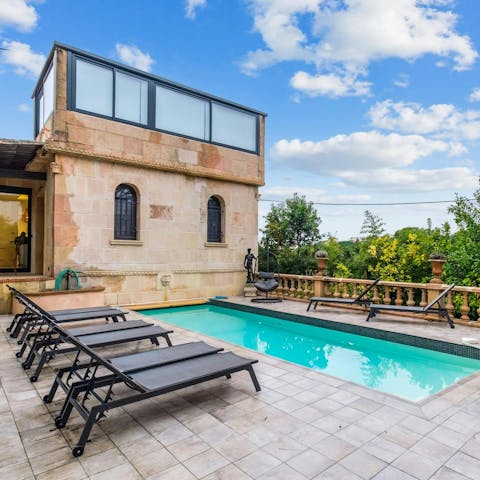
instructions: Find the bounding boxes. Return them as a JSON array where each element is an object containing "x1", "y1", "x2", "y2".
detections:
[{"x1": 0, "y1": 186, "x2": 31, "y2": 273}]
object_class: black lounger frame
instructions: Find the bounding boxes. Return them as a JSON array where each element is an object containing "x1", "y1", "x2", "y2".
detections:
[
  {"x1": 307, "y1": 279, "x2": 380, "y2": 312},
  {"x1": 366, "y1": 284, "x2": 456, "y2": 329}
]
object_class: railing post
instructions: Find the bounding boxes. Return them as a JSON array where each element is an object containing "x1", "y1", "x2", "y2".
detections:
[{"x1": 313, "y1": 276, "x2": 326, "y2": 297}]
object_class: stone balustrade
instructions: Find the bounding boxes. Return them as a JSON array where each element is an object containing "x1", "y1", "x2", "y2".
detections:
[{"x1": 273, "y1": 273, "x2": 480, "y2": 328}]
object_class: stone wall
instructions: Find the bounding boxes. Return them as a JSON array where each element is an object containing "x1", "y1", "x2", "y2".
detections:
[{"x1": 47, "y1": 154, "x2": 258, "y2": 302}]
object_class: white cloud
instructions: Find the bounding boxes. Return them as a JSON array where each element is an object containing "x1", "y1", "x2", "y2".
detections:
[
  {"x1": 185, "y1": 0, "x2": 206, "y2": 19},
  {"x1": 368, "y1": 100, "x2": 480, "y2": 140},
  {"x1": 338, "y1": 167, "x2": 477, "y2": 192},
  {"x1": 243, "y1": 0, "x2": 477, "y2": 96},
  {"x1": 271, "y1": 131, "x2": 454, "y2": 175},
  {"x1": 469, "y1": 87, "x2": 480, "y2": 102},
  {"x1": 115, "y1": 43, "x2": 154, "y2": 72},
  {"x1": 290, "y1": 70, "x2": 371, "y2": 97},
  {"x1": 18, "y1": 102, "x2": 31, "y2": 112},
  {"x1": 0, "y1": 0, "x2": 38, "y2": 32},
  {"x1": 393, "y1": 73, "x2": 410, "y2": 88},
  {"x1": 1, "y1": 40, "x2": 45, "y2": 77}
]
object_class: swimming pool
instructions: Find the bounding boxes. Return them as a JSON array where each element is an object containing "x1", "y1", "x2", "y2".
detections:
[{"x1": 141, "y1": 304, "x2": 480, "y2": 401}]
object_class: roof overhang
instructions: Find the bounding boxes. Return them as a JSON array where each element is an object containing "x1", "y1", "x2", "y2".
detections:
[{"x1": 0, "y1": 139, "x2": 47, "y2": 180}]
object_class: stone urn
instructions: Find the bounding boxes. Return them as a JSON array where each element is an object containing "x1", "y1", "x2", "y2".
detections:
[
  {"x1": 429, "y1": 254, "x2": 446, "y2": 284},
  {"x1": 314, "y1": 250, "x2": 328, "y2": 275}
]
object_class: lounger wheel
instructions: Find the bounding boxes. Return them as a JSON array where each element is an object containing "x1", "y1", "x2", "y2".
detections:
[
  {"x1": 6, "y1": 326, "x2": 11, "y2": 332},
  {"x1": 43, "y1": 395, "x2": 52, "y2": 403},
  {"x1": 15, "y1": 351, "x2": 22, "y2": 358},
  {"x1": 72, "y1": 446, "x2": 84, "y2": 457},
  {"x1": 17, "y1": 340, "x2": 23, "y2": 345},
  {"x1": 55, "y1": 417, "x2": 66, "y2": 428},
  {"x1": 30, "y1": 375, "x2": 38, "y2": 382},
  {"x1": 21, "y1": 362, "x2": 30, "y2": 369}
]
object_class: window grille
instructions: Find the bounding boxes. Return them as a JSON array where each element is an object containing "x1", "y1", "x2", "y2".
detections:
[
  {"x1": 207, "y1": 196, "x2": 222, "y2": 242},
  {"x1": 114, "y1": 184, "x2": 137, "y2": 240}
]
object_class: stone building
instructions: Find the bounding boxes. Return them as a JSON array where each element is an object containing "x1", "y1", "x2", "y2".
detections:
[{"x1": 0, "y1": 42, "x2": 265, "y2": 312}]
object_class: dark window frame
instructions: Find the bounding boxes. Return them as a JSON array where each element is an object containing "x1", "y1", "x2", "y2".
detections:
[
  {"x1": 65, "y1": 51, "x2": 260, "y2": 155},
  {"x1": 207, "y1": 196, "x2": 223, "y2": 243},
  {"x1": 114, "y1": 184, "x2": 138, "y2": 241},
  {"x1": 0, "y1": 185, "x2": 32, "y2": 273},
  {"x1": 34, "y1": 60, "x2": 55, "y2": 137}
]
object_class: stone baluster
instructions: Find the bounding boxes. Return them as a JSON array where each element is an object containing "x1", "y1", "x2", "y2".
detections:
[
  {"x1": 342, "y1": 282, "x2": 351, "y2": 299},
  {"x1": 395, "y1": 288, "x2": 404, "y2": 305},
  {"x1": 446, "y1": 291, "x2": 455, "y2": 320},
  {"x1": 419, "y1": 288, "x2": 428, "y2": 307},
  {"x1": 460, "y1": 291, "x2": 470, "y2": 322},
  {"x1": 372, "y1": 286, "x2": 380, "y2": 304},
  {"x1": 333, "y1": 282, "x2": 340, "y2": 298},
  {"x1": 383, "y1": 286, "x2": 391, "y2": 305},
  {"x1": 406, "y1": 288, "x2": 415, "y2": 306}
]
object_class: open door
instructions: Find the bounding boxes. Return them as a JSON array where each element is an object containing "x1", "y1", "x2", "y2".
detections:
[{"x1": 0, "y1": 186, "x2": 31, "y2": 273}]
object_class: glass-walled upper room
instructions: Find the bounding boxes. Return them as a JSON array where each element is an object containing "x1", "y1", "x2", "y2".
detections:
[{"x1": 33, "y1": 44, "x2": 265, "y2": 154}]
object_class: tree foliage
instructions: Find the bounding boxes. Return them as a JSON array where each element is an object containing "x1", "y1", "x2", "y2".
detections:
[
  {"x1": 259, "y1": 193, "x2": 322, "y2": 274},
  {"x1": 258, "y1": 183, "x2": 480, "y2": 285},
  {"x1": 360, "y1": 210, "x2": 386, "y2": 238},
  {"x1": 262, "y1": 193, "x2": 322, "y2": 249}
]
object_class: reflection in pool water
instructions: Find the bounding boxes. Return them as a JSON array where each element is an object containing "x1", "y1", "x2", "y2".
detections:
[{"x1": 141, "y1": 304, "x2": 480, "y2": 401}]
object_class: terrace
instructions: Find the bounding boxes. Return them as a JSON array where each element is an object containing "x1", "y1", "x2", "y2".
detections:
[{"x1": 1, "y1": 293, "x2": 480, "y2": 480}]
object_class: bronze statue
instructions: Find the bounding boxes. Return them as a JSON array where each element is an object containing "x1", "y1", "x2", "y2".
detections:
[{"x1": 244, "y1": 248, "x2": 256, "y2": 283}]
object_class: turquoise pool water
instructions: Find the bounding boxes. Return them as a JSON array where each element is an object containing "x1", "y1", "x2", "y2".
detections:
[{"x1": 141, "y1": 304, "x2": 480, "y2": 401}]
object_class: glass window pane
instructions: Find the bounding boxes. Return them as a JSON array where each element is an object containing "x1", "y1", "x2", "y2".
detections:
[
  {"x1": 156, "y1": 86, "x2": 209, "y2": 140},
  {"x1": 76, "y1": 59, "x2": 113, "y2": 117},
  {"x1": 115, "y1": 72, "x2": 148, "y2": 124},
  {"x1": 43, "y1": 65, "x2": 55, "y2": 124},
  {"x1": 212, "y1": 104, "x2": 257, "y2": 151}
]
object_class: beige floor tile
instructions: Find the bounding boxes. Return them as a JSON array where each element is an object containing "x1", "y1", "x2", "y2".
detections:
[
  {"x1": 80, "y1": 447, "x2": 128, "y2": 476},
  {"x1": 203, "y1": 463, "x2": 253, "y2": 480},
  {"x1": 130, "y1": 449, "x2": 178, "y2": 478},
  {"x1": 214, "y1": 434, "x2": 258, "y2": 462},
  {"x1": 235, "y1": 450, "x2": 282, "y2": 478},
  {"x1": 183, "y1": 448, "x2": 230, "y2": 478},
  {"x1": 36, "y1": 461, "x2": 87, "y2": 480},
  {"x1": 287, "y1": 448, "x2": 334, "y2": 478},
  {"x1": 89, "y1": 462, "x2": 142, "y2": 480},
  {"x1": 146, "y1": 463, "x2": 196, "y2": 480},
  {"x1": 168, "y1": 434, "x2": 210, "y2": 461}
]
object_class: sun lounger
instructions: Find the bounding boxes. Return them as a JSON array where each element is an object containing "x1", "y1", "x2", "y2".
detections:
[
  {"x1": 7, "y1": 285, "x2": 128, "y2": 340},
  {"x1": 366, "y1": 284, "x2": 455, "y2": 328},
  {"x1": 307, "y1": 279, "x2": 380, "y2": 311},
  {"x1": 44, "y1": 341, "x2": 224, "y2": 404},
  {"x1": 15, "y1": 318, "x2": 151, "y2": 359},
  {"x1": 28, "y1": 303, "x2": 261, "y2": 457},
  {"x1": 7, "y1": 287, "x2": 173, "y2": 381},
  {"x1": 23, "y1": 319, "x2": 173, "y2": 382}
]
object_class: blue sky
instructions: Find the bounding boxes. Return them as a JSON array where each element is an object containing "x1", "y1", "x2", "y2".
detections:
[{"x1": 1, "y1": 0, "x2": 480, "y2": 239}]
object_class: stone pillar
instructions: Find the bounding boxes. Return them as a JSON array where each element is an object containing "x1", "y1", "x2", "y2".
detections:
[{"x1": 313, "y1": 251, "x2": 329, "y2": 297}]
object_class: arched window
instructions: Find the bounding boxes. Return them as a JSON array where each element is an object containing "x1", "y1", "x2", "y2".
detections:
[
  {"x1": 114, "y1": 184, "x2": 137, "y2": 240},
  {"x1": 207, "y1": 196, "x2": 222, "y2": 242}
]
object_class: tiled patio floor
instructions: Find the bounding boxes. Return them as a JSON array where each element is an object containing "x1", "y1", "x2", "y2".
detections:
[{"x1": 1, "y1": 299, "x2": 480, "y2": 480}]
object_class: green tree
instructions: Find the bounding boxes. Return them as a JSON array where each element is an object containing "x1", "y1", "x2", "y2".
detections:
[
  {"x1": 259, "y1": 193, "x2": 322, "y2": 274},
  {"x1": 445, "y1": 184, "x2": 480, "y2": 285},
  {"x1": 360, "y1": 210, "x2": 386, "y2": 238},
  {"x1": 262, "y1": 193, "x2": 322, "y2": 249}
]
